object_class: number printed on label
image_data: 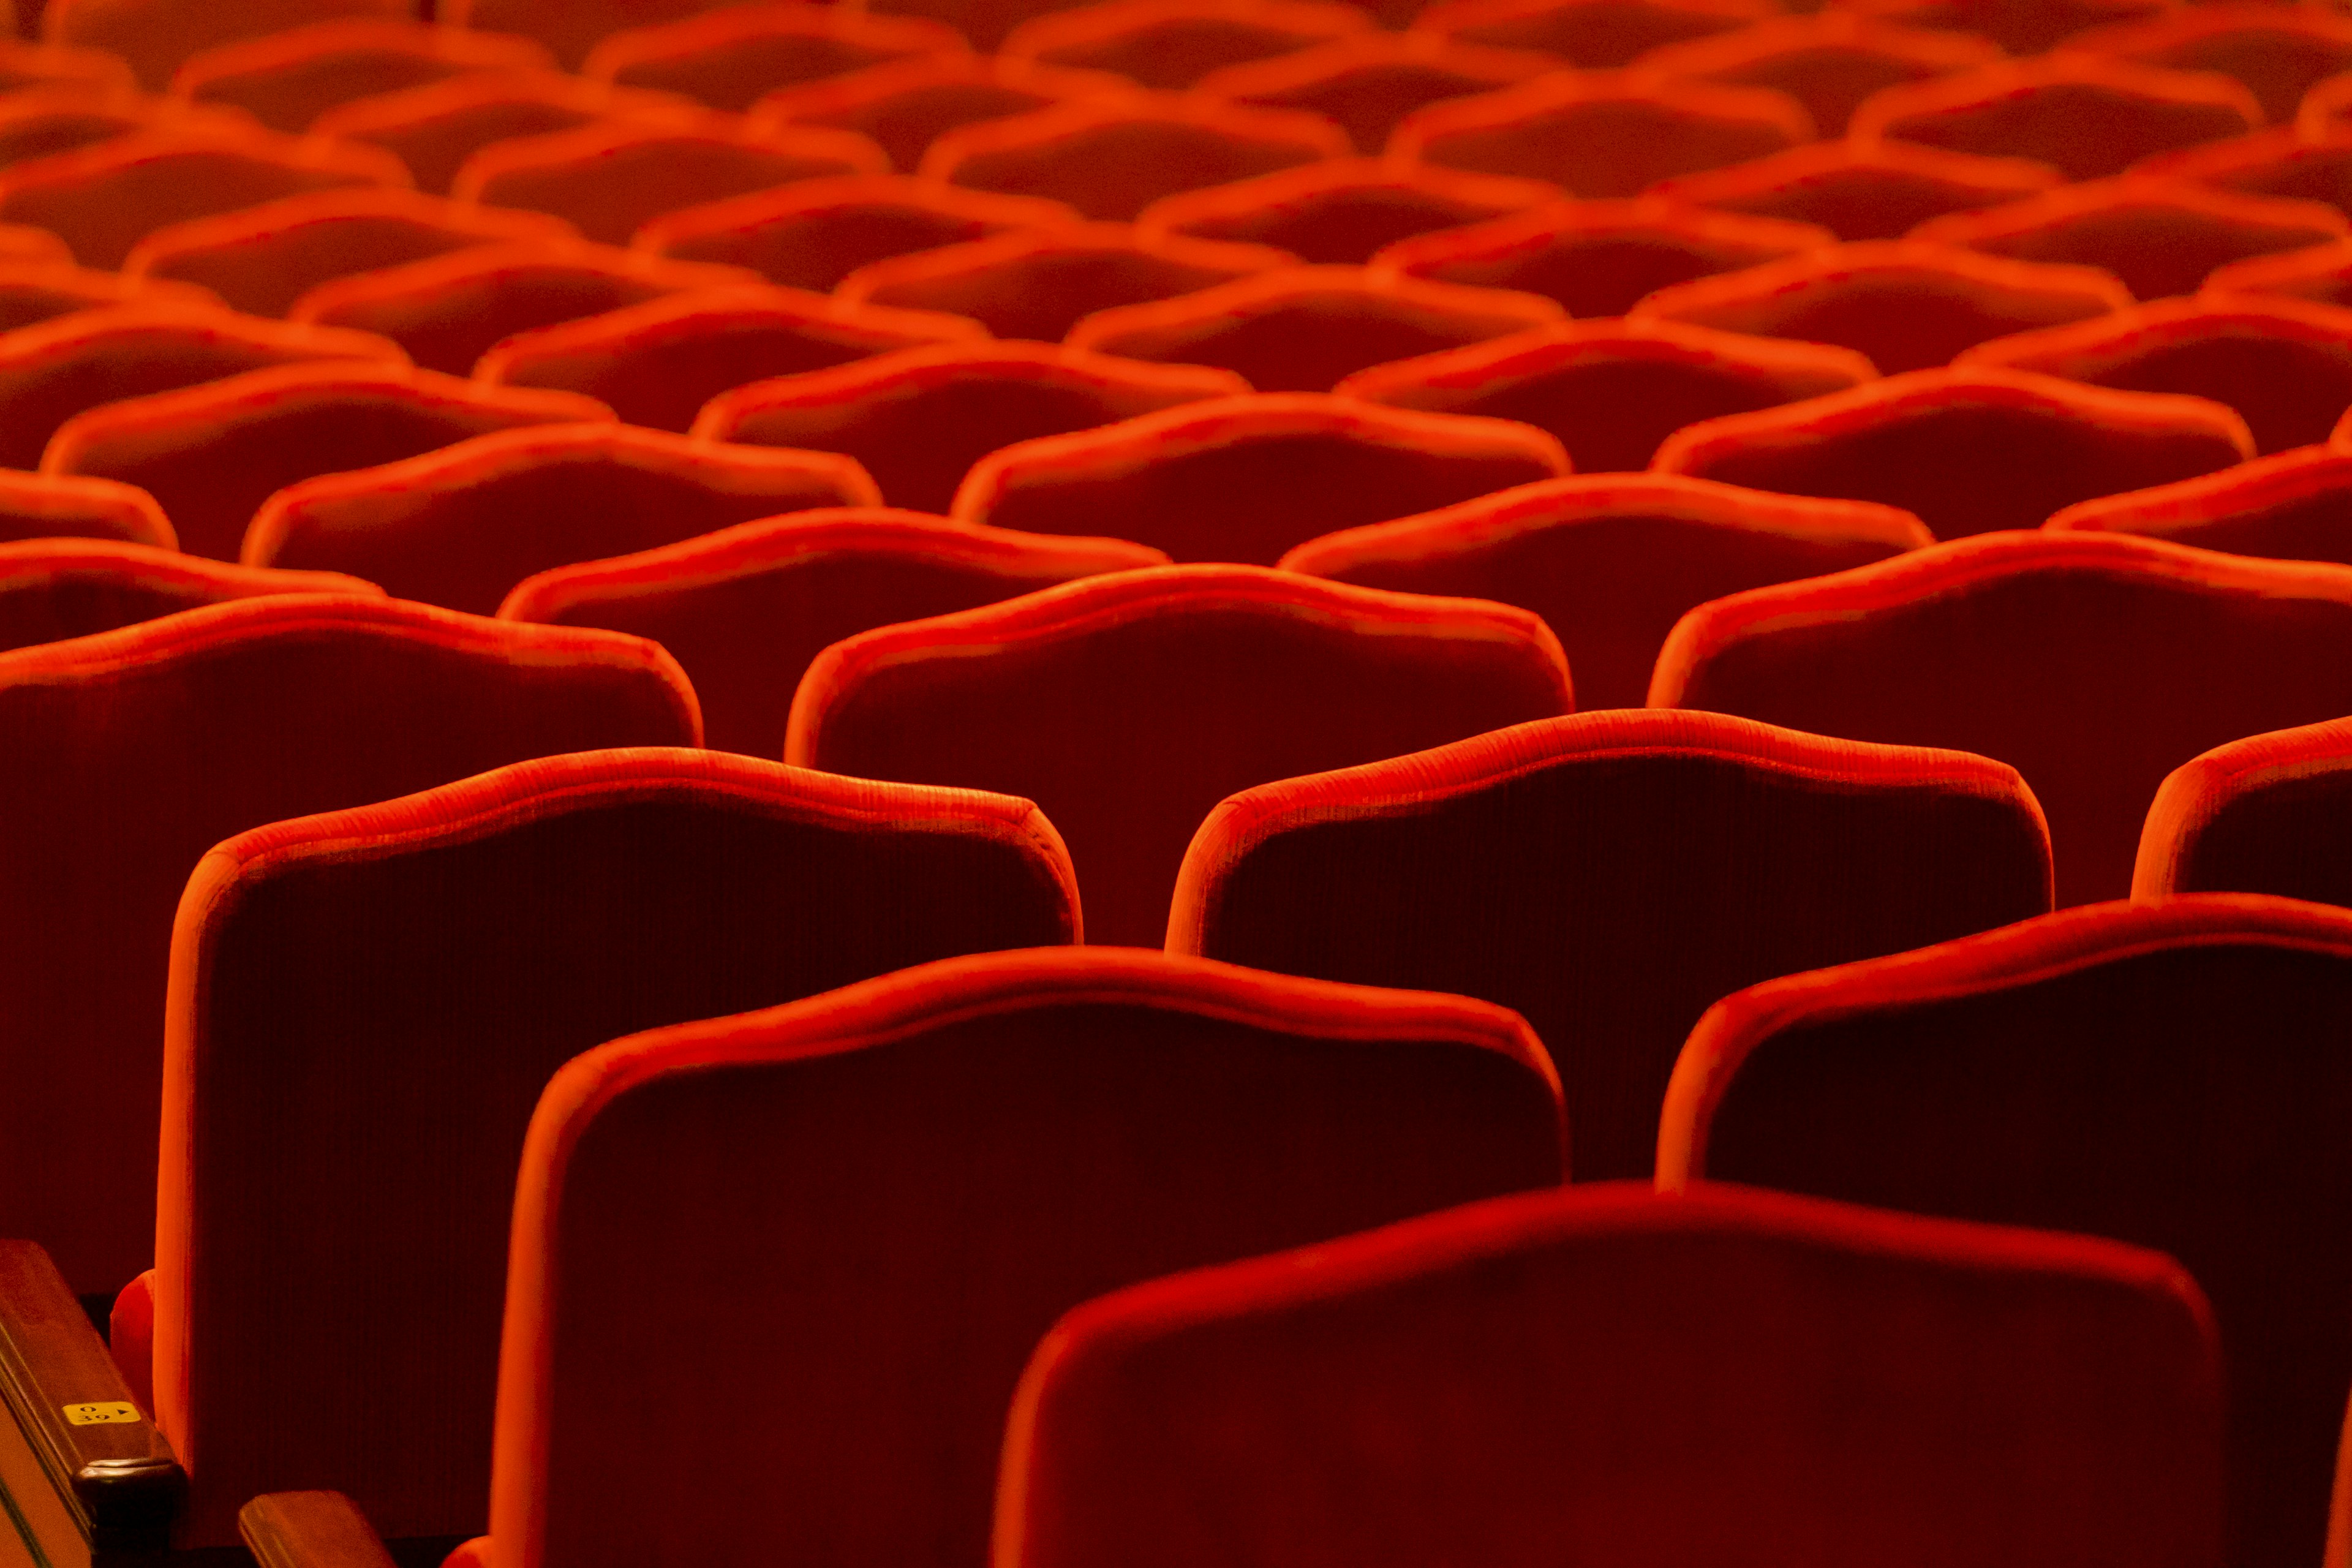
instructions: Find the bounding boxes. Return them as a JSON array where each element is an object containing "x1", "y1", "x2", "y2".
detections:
[{"x1": 62, "y1": 1402, "x2": 138, "y2": 1427}]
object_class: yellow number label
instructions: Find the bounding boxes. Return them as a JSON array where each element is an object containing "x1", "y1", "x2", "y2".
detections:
[{"x1": 62, "y1": 1403, "x2": 138, "y2": 1427}]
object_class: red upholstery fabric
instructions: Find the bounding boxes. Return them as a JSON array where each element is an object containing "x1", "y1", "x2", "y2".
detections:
[
  {"x1": 1135, "y1": 158, "x2": 1559, "y2": 266},
  {"x1": 1660, "y1": 893, "x2": 2352, "y2": 1568},
  {"x1": 244, "y1": 423, "x2": 879, "y2": 616},
  {"x1": 0, "y1": 595, "x2": 695, "y2": 1298},
  {"x1": 636, "y1": 173, "x2": 1079, "y2": 292},
  {"x1": 1366, "y1": 196, "x2": 1833, "y2": 317},
  {"x1": 0, "y1": 469, "x2": 175, "y2": 549},
  {"x1": 167, "y1": 18, "x2": 555, "y2": 134},
  {"x1": 0, "y1": 222, "x2": 67, "y2": 266},
  {"x1": 918, "y1": 94, "x2": 1352, "y2": 221},
  {"x1": 2204, "y1": 235, "x2": 2352, "y2": 307},
  {"x1": 1281, "y1": 473, "x2": 1928, "y2": 708},
  {"x1": 835, "y1": 221, "x2": 1289, "y2": 342},
  {"x1": 450, "y1": 118, "x2": 889, "y2": 248},
  {"x1": 439, "y1": 0, "x2": 778, "y2": 71},
  {"x1": 858, "y1": 0, "x2": 1110, "y2": 55},
  {"x1": 0, "y1": 37, "x2": 134, "y2": 97},
  {"x1": 0, "y1": 538, "x2": 375, "y2": 652},
  {"x1": 473, "y1": 284, "x2": 983, "y2": 434},
  {"x1": 581, "y1": 4, "x2": 967, "y2": 115},
  {"x1": 1634, "y1": 11, "x2": 2005, "y2": 136},
  {"x1": 951, "y1": 391, "x2": 1570, "y2": 563},
  {"x1": 1191, "y1": 32, "x2": 1561, "y2": 156},
  {"x1": 0, "y1": 126, "x2": 409, "y2": 270},
  {"x1": 1414, "y1": 0, "x2": 1774, "y2": 67},
  {"x1": 0, "y1": 86, "x2": 198, "y2": 176},
  {"x1": 0, "y1": 302, "x2": 405, "y2": 469},
  {"x1": 1066, "y1": 265, "x2": 1566, "y2": 391},
  {"x1": 2134, "y1": 126, "x2": 2352, "y2": 226},
  {"x1": 40, "y1": 0, "x2": 408, "y2": 90},
  {"x1": 306, "y1": 70, "x2": 698, "y2": 197},
  {"x1": 42, "y1": 362, "x2": 612, "y2": 562},
  {"x1": 2046, "y1": 444, "x2": 2352, "y2": 566},
  {"x1": 1955, "y1": 296, "x2": 2352, "y2": 455},
  {"x1": 748, "y1": 53, "x2": 1130, "y2": 175},
  {"x1": 690, "y1": 342, "x2": 1246, "y2": 514},
  {"x1": 2135, "y1": 718, "x2": 2352, "y2": 906},
  {"x1": 2068, "y1": 5, "x2": 2352, "y2": 125},
  {"x1": 1840, "y1": 0, "x2": 2166, "y2": 56},
  {"x1": 1335, "y1": 320, "x2": 1875, "y2": 473},
  {"x1": 156, "y1": 748, "x2": 1080, "y2": 1548},
  {"x1": 1390, "y1": 70, "x2": 1815, "y2": 196},
  {"x1": 1645, "y1": 141, "x2": 2062, "y2": 243},
  {"x1": 1650, "y1": 368, "x2": 2255, "y2": 539},
  {"x1": 0, "y1": 255, "x2": 221, "y2": 332},
  {"x1": 1651, "y1": 530, "x2": 2352, "y2": 907},
  {"x1": 1171, "y1": 709, "x2": 2049, "y2": 1178},
  {"x1": 285, "y1": 241, "x2": 760, "y2": 377},
  {"x1": 2303, "y1": 70, "x2": 2352, "y2": 137},
  {"x1": 1001, "y1": 0, "x2": 1372, "y2": 91},
  {"x1": 1910, "y1": 176, "x2": 2351, "y2": 301},
  {"x1": 1629, "y1": 241, "x2": 2130, "y2": 375},
  {"x1": 477, "y1": 946, "x2": 1562, "y2": 1568},
  {"x1": 121, "y1": 190, "x2": 576, "y2": 320},
  {"x1": 997, "y1": 1182, "x2": 2223, "y2": 1568},
  {"x1": 789, "y1": 564, "x2": 1572, "y2": 944},
  {"x1": 499, "y1": 508, "x2": 1166, "y2": 758}
]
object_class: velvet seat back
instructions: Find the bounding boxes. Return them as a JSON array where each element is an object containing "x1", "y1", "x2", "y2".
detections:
[
  {"x1": 1171, "y1": 709, "x2": 2051, "y2": 1180},
  {"x1": 2135, "y1": 717, "x2": 2352, "y2": 907},
  {"x1": 0, "y1": 538, "x2": 377, "y2": 653},
  {"x1": 996, "y1": 1182, "x2": 2223, "y2": 1568},
  {"x1": 158, "y1": 748, "x2": 1081, "y2": 1548},
  {"x1": 788, "y1": 564, "x2": 1574, "y2": 946},
  {"x1": 1660, "y1": 894, "x2": 2352, "y2": 1568},
  {"x1": 479, "y1": 947, "x2": 1564, "y2": 1568},
  {"x1": 1651, "y1": 530, "x2": 2352, "y2": 907}
]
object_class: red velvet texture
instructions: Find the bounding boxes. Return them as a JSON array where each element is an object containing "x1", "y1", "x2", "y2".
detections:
[
  {"x1": 2136, "y1": 718, "x2": 2352, "y2": 908},
  {"x1": 156, "y1": 748, "x2": 1081, "y2": 1548},
  {"x1": 0, "y1": 538, "x2": 376, "y2": 652},
  {"x1": 0, "y1": 468, "x2": 175, "y2": 549},
  {"x1": 167, "y1": 17, "x2": 557, "y2": 134},
  {"x1": 1652, "y1": 531, "x2": 2352, "y2": 907},
  {"x1": 1189, "y1": 33, "x2": 1561, "y2": 156},
  {"x1": 998, "y1": 1182, "x2": 2223, "y2": 1568},
  {"x1": 750, "y1": 53, "x2": 1134, "y2": 174},
  {"x1": 582, "y1": 4, "x2": 968, "y2": 114},
  {"x1": 480, "y1": 946, "x2": 1564, "y2": 1568},
  {"x1": 1170, "y1": 709, "x2": 2050, "y2": 1180},
  {"x1": 2045, "y1": 446, "x2": 2352, "y2": 568},
  {"x1": 1660, "y1": 893, "x2": 2352, "y2": 1568},
  {"x1": 500, "y1": 509, "x2": 1166, "y2": 759},
  {"x1": 789, "y1": 564, "x2": 1572, "y2": 945},
  {"x1": 0, "y1": 595, "x2": 696, "y2": 1297}
]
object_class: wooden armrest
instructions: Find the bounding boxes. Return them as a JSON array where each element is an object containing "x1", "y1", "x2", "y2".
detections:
[
  {"x1": 240, "y1": 1491, "x2": 400, "y2": 1568},
  {"x1": 0, "y1": 1239, "x2": 180, "y2": 1550}
]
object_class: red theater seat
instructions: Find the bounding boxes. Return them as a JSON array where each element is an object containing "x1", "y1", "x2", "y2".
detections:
[
  {"x1": 0, "y1": 302, "x2": 406, "y2": 470},
  {"x1": 1958, "y1": 295, "x2": 2352, "y2": 455},
  {"x1": 0, "y1": 597, "x2": 694, "y2": 1303},
  {"x1": 747, "y1": 51, "x2": 1129, "y2": 175},
  {"x1": 473, "y1": 284, "x2": 985, "y2": 434},
  {"x1": 2071, "y1": 5, "x2": 2352, "y2": 126},
  {"x1": 2203, "y1": 235, "x2": 2352, "y2": 307},
  {"x1": 1002, "y1": 0, "x2": 1372, "y2": 91},
  {"x1": 306, "y1": 70, "x2": 700, "y2": 197},
  {"x1": 0, "y1": 222, "x2": 67, "y2": 266},
  {"x1": 858, "y1": 0, "x2": 1153, "y2": 55},
  {"x1": 996, "y1": 1183, "x2": 2223, "y2": 1568},
  {"x1": 0, "y1": 127, "x2": 411, "y2": 270},
  {"x1": 364, "y1": 946, "x2": 1561, "y2": 1568},
  {"x1": 439, "y1": 0, "x2": 761, "y2": 71},
  {"x1": 581, "y1": 4, "x2": 968, "y2": 115},
  {"x1": 1366, "y1": 196, "x2": 1833, "y2": 318},
  {"x1": 132, "y1": 747, "x2": 1079, "y2": 1550},
  {"x1": 0, "y1": 469, "x2": 174, "y2": 548},
  {"x1": 500, "y1": 509, "x2": 1166, "y2": 758},
  {"x1": 1629, "y1": 242, "x2": 2132, "y2": 375},
  {"x1": 0, "y1": 86, "x2": 212, "y2": 177},
  {"x1": 1834, "y1": 0, "x2": 2167, "y2": 58},
  {"x1": 2133, "y1": 126, "x2": 2352, "y2": 226},
  {"x1": 40, "y1": 0, "x2": 409, "y2": 91},
  {"x1": 121, "y1": 189, "x2": 577, "y2": 319},
  {"x1": 1911, "y1": 176, "x2": 2350, "y2": 301},
  {"x1": 1281, "y1": 473, "x2": 1928, "y2": 708},
  {"x1": 2137, "y1": 719, "x2": 2352, "y2": 906},
  {"x1": 919, "y1": 94, "x2": 1352, "y2": 222},
  {"x1": 690, "y1": 342, "x2": 1247, "y2": 514},
  {"x1": 1660, "y1": 893, "x2": 2352, "y2": 1568},
  {"x1": 1191, "y1": 31, "x2": 1560, "y2": 156},
  {"x1": 0, "y1": 258, "x2": 221, "y2": 334},
  {"x1": 285, "y1": 241, "x2": 760, "y2": 377},
  {"x1": 1334, "y1": 318, "x2": 1875, "y2": 473},
  {"x1": 1651, "y1": 368, "x2": 2255, "y2": 539},
  {"x1": 2047, "y1": 444, "x2": 2352, "y2": 567},
  {"x1": 788, "y1": 564, "x2": 1572, "y2": 944},
  {"x1": 636, "y1": 174, "x2": 1080, "y2": 293},
  {"x1": 1646, "y1": 141, "x2": 2062, "y2": 244},
  {"x1": 1134, "y1": 159, "x2": 1561, "y2": 266},
  {"x1": 836, "y1": 222, "x2": 1290, "y2": 343},
  {"x1": 1172, "y1": 709, "x2": 2048, "y2": 1178},
  {"x1": 244, "y1": 423, "x2": 880, "y2": 616},
  {"x1": 0, "y1": 538, "x2": 372, "y2": 652},
  {"x1": 166, "y1": 19, "x2": 555, "y2": 134},
  {"x1": 951, "y1": 392, "x2": 1570, "y2": 563},
  {"x1": 42, "y1": 362, "x2": 612, "y2": 562},
  {"x1": 1649, "y1": 530, "x2": 2352, "y2": 906},
  {"x1": 1389, "y1": 70, "x2": 1815, "y2": 197},
  {"x1": 1635, "y1": 11, "x2": 2006, "y2": 137},
  {"x1": 450, "y1": 118, "x2": 888, "y2": 247},
  {"x1": 1413, "y1": 0, "x2": 1774, "y2": 69},
  {"x1": 0, "y1": 37, "x2": 135, "y2": 97}
]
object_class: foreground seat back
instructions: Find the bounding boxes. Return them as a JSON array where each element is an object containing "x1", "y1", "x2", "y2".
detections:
[
  {"x1": 997, "y1": 1182, "x2": 2224, "y2": 1568},
  {"x1": 0, "y1": 595, "x2": 696, "y2": 1300},
  {"x1": 1660, "y1": 894, "x2": 2352, "y2": 1568},
  {"x1": 1652, "y1": 530, "x2": 2352, "y2": 906},
  {"x1": 157, "y1": 749, "x2": 1081, "y2": 1548},
  {"x1": 789, "y1": 564, "x2": 1572, "y2": 945},
  {"x1": 479, "y1": 946, "x2": 1564, "y2": 1568},
  {"x1": 1172, "y1": 709, "x2": 2049, "y2": 1180}
]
